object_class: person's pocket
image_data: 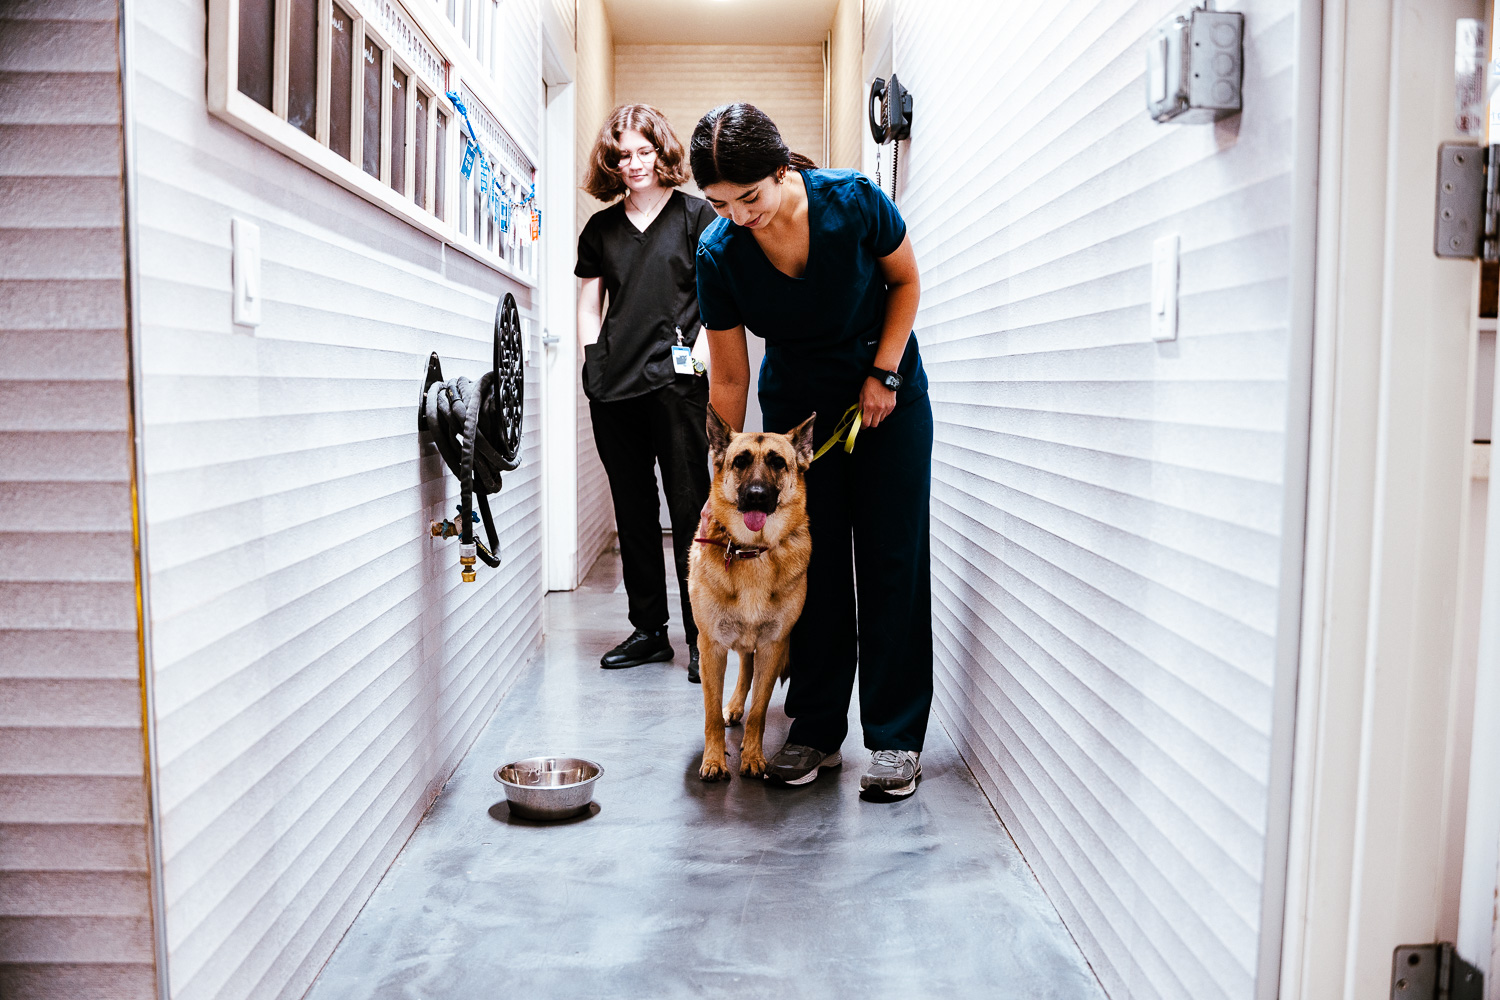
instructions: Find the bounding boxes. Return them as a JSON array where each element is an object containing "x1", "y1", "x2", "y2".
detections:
[{"x1": 582, "y1": 341, "x2": 607, "y2": 399}]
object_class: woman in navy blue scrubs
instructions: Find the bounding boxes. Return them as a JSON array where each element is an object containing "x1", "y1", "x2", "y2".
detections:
[{"x1": 690, "y1": 103, "x2": 933, "y2": 800}]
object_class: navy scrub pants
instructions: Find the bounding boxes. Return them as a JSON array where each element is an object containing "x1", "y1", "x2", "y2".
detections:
[{"x1": 764, "y1": 392, "x2": 935, "y2": 753}]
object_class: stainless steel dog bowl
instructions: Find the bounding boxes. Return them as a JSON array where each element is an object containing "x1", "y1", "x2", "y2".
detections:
[{"x1": 494, "y1": 756, "x2": 603, "y2": 820}]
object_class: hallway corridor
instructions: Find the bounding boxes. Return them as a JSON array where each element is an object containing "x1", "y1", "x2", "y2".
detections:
[{"x1": 302, "y1": 547, "x2": 1106, "y2": 999}]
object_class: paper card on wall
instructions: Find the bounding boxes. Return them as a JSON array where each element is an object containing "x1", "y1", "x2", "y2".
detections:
[
  {"x1": 477, "y1": 156, "x2": 489, "y2": 200},
  {"x1": 530, "y1": 208, "x2": 540, "y2": 242},
  {"x1": 461, "y1": 142, "x2": 478, "y2": 179},
  {"x1": 500, "y1": 198, "x2": 510, "y2": 234},
  {"x1": 1457, "y1": 19, "x2": 1486, "y2": 136}
]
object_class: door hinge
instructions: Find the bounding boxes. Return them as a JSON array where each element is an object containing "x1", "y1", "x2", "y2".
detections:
[
  {"x1": 1436, "y1": 143, "x2": 1498, "y2": 260},
  {"x1": 1391, "y1": 943, "x2": 1483, "y2": 1000}
]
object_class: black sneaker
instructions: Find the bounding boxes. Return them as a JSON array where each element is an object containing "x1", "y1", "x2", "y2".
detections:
[
  {"x1": 687, "y1": 645, "x2": 700, "y2": 684},
  {"x1": 600, "y1": 628, "x2": 673, "y2": 669},
  {"x1": 764, "y1": 743, "x2": 842, "y2": 785}
]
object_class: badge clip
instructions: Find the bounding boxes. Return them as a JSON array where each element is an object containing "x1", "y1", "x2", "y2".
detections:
[{"x1": 671, "y1": 326, "x2": 695, "y2": 375}]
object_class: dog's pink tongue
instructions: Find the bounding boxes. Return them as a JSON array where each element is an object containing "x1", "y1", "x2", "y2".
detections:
[{"x1": 743, "y1": 510, "x2": 767, "y2": 532}]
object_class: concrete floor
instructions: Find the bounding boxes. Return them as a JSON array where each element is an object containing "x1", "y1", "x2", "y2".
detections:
[{"x1": 306, "y1": 544, "x2": 1106, "y2": 1000}]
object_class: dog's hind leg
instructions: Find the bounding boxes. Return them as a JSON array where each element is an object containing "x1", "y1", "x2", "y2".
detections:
[
  {"x1": 739, "y1": 641, "x2": 787, "y2": 777},
  {"x1": 698, "y1": 636, "x2": 732, "y2": 781},
  {"x1": 725, "y1": 651, "x2": 754, "y2": 727}
]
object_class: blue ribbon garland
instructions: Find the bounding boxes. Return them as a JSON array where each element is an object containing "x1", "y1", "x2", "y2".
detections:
[{"x1": 446, "y1": 90, "x2": 539, "y2": 238}]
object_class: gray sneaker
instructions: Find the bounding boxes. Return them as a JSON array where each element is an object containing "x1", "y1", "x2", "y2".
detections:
[
  {"x1": 764, "y1": 743, "x2": 843, "y2": 785},
  {"x1": 860, "y1": 750, "x2": 921, "y2": 799}
]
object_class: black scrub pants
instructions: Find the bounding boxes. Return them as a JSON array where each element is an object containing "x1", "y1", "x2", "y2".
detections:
[
  {"x1": 590, "y1": 375, "x2": 711, "y2": 648},
  {"x1": 764, "y1": 393, "x2": 935, "y2": 752}
]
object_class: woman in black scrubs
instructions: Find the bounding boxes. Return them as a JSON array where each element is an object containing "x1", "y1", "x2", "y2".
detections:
[
  {"x1": 577, "y1": 104, "x2": 718, "y2": 683},
  {"x1": 691, "y1": 103, "x2": 933, "y2": 800}
]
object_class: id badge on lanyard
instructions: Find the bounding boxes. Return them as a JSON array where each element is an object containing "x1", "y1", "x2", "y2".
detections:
[{"x1": 671, "y1": 326, "x2": 694, "y2": 375}]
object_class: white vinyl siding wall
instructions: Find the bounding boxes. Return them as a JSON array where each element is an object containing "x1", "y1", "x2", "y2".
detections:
[
  {"x1": 0, "y1": 4, "x2": 159, "y2": 998},
  {"x1": 888, "y1": 2, "x2": 1310, "y2": 999},
  {"x1": 128, "y1": 2, "x2": 545, "y2": 998},
  {"x1": 495, "y1": 0, "x2": 543, "y2": 156},
  {"x1": 574, "y1": 0, "x2": 615, "y2": 573},
  {"x1": 550, "y1": 0, "x2": 575, "y2": 46}
]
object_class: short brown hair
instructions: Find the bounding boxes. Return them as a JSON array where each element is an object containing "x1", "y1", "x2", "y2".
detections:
[{"x1": 583, "y1": 104, "x2": 690, "y2": 200}]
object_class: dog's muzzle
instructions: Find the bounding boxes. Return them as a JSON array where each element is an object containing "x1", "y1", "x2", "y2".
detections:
[
  {"x1": 738, "y1": 482, "x2": 777, "y2": 513},
  {"x1": 737, "y1": 483, "x2": 777, "y2": 533}
]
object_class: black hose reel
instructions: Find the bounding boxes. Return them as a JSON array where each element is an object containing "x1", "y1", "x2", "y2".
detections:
[{"x1": 418, "y1": 292, "x2": 524, "y2": 582}]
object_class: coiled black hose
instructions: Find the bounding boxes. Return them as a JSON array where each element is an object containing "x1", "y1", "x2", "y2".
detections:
[{"x1": 418, "y1": 293, "x2": 524, "y2": 570}]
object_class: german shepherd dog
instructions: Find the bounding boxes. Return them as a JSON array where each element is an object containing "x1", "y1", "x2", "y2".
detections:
[{"x1": 690, "y1": 407, "x2": 817, "y2": 780}]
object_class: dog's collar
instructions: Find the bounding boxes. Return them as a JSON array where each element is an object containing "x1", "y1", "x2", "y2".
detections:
[{"x1": 695, "y1": 517, "x2": 769, "y2": 570}]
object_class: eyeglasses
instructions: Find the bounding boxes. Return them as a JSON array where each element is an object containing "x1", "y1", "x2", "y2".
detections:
[{"x1": 616, "y1": 146, "x2": 658, "y2": 166}]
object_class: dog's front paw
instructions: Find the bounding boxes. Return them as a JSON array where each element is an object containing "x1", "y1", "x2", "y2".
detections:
[
  {"x1": 700, "y1": 755, "x2": 731, "y2": 781},
  {"x1": 723, "y1": 704, "x2": 743, "y2": 727},
  {"x1": 739, "y1": 750, "x2": 767, "y2": 777}
]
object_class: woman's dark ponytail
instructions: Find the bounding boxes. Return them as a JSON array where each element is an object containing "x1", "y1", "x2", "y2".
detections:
[{"x1": 690, "y1": 103, "x2": 817, "y2": 187}]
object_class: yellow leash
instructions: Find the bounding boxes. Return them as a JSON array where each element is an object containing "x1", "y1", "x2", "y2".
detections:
[{"x1": 811, "y1": 404, "x2": 862, "y2": 462}]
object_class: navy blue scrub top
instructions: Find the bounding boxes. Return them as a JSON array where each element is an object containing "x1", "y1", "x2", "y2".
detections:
[{"x1": 694, "y1": 169, "x2": 927, "y2": 425}]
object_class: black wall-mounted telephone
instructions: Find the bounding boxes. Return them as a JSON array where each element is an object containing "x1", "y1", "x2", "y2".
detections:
[{"x1": 868, "y1": 74, "x2": 913, "y2": 144}]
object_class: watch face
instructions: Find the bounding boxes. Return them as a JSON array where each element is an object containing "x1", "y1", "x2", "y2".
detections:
[{"x1": 884, "y1": 373, "x2": 901, "y2": 389}]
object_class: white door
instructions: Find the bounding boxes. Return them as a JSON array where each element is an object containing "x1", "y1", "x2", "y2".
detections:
[
  {"x1": 1279, "y1": 1, "x2": 1486, "y2": 997},
  {"x1": 1459, "y1": 4, "x2": 1500, "y2": 984},
  {"x1": 540, "y1": 65, "x2": 579, "y2": 589}
]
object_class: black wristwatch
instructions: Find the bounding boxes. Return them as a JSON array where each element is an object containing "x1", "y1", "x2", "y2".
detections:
[{"x1": 869, "y1": 366, "x2": 903, "y2": 391}]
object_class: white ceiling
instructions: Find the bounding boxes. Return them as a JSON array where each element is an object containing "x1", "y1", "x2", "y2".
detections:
[{"x1": 602, "y1": 0, "x2": 842, "y2": 45}]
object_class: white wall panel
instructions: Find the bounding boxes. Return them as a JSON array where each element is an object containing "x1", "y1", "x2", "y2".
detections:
[
  {"x1": 127, "y1": 3, "x2": 545, "y2": 999},
  {"x1": 0, "y1": 3, "x2": 159, "y2": 998},
  {"x1": 574, "y1": 0, "x2": 616, "y2": 574},
  {"x1": 889, "y1": 2, "x2": 1310, "y2": 999},
  {"x1": 551, "y1": 0, "x2": 576, "y2": 44},
  {"x1": 496, "y1": 0, "x2": 543, "y2": 156}
]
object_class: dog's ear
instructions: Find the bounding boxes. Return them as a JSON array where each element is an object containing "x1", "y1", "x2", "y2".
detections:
[
  {"x1": 788, "y1": 412, "x2": 817, "y2": 469},
  {"x1": 706, "y1": 405, "x2": 734, "y2": 462}
]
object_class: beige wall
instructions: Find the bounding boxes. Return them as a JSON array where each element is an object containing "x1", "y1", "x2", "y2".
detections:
[
  {"x1": 0, "y1": 2, "x2": 161, "y2": 998},
  {"x1": 574, "y1": 0, "x2": 617, "y2": 572},
  {"x1": 614, "y1": 44, "x2": 825, "y2": 178},
  {"x1": 827, "y1": 0, "x2": 863, "y2": 169}
]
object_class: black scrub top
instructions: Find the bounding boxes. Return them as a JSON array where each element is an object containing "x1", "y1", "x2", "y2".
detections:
[
  {"x1": 695, "y1": 169, "x2": 927, "y2": 423},
  {"x1": 575, "y1": 190, "x2": 718, "y2": 402}
]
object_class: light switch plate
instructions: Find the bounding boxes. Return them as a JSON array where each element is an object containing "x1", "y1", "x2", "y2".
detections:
[
  {"x1": 232, "y1": 217, "x2": 261, "y2": 327},
  {"x1": 1151, "y1": 234, "x2": 1179, "y2": 342},
  {"x1": 1148, "y1": 34, "x2": 1169, "y2": 105}
]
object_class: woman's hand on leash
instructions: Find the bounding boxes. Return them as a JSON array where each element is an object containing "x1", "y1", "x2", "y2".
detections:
[{"x1": 860, "y1": 376, "x2": 897, "y2": 428}]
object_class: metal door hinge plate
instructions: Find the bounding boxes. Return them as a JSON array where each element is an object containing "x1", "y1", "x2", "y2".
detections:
[
  {"x1": 1392, "y1": 943, "x2": 1483, "y2": 1000},
  {"x1": 1437, "y1": 143, "x2": 1492, "y2": 259}
]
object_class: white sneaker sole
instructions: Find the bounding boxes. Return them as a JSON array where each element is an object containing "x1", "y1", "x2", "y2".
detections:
[
  {"x1": 861, "y1": 763, "x2": 922, "y2": 798},
  {"x1": 771, "y1": 751, "x2": 842, "y2": 785}
]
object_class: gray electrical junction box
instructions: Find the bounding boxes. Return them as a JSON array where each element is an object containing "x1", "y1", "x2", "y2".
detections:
[{"x1": 1146, "y1": 7, "x2": 1245, "y2": 124}]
